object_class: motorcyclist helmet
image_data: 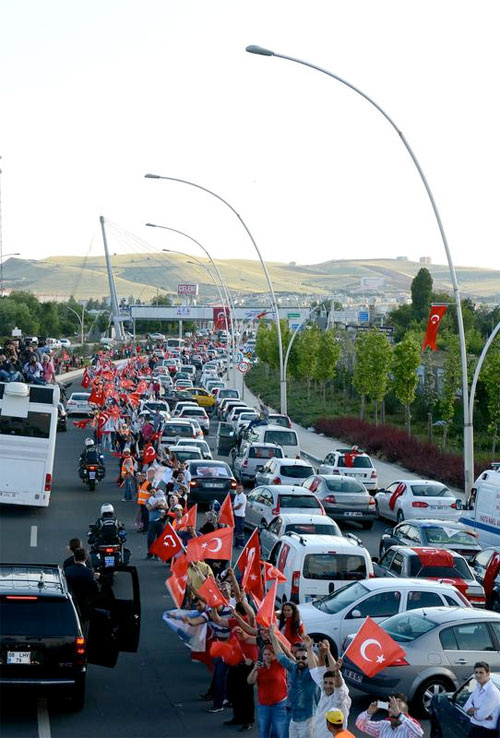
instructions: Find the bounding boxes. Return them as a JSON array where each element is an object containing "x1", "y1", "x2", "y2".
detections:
[
  {"x1": 85, "y1": 437, "x2": 95, "y2": 447},
  {"x1": 100, "y1": 503, "x2": 115, "y2": 516}
]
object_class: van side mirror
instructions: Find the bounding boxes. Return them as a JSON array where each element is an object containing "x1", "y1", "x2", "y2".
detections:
[{"x1": 455, "y1": 499, "x2": 463, "y2": 510}]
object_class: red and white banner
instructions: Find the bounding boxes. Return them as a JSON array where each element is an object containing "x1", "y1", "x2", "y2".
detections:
[{"x1": 422, "y1": 304, "x2": 447, "y2": 351}]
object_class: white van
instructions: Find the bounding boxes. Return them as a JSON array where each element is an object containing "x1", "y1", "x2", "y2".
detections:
[
  {"x1": 266, "y1": 533, "x2": 373, "y2": 604},
  {"x1": 459, "y1": 463, "x2": 500, "y2": 547},
  {"x1": 247, "y1": 424, "x2": 301, "y2": 459}
]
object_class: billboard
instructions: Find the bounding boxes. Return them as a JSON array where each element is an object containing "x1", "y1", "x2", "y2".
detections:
[{"x1": 177, "y1": 283, "x2": 199, "y2": 296}]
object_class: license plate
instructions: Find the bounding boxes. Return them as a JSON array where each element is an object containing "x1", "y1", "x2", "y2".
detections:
[
  {"x1": 205, "y1": 482, "x2": 224, "y2": 488},
  {"x1": 89, "y1": 472, "x2": 96, "y2": 480},
  {"x1": 104, "y1": 556, "x2": 115, "y2": 567},
  {"x1": 344, "y1": 511, "x2": 362, "y2": 517},
  {"x1": 7, "y1": 651, "x2": 31, "y2": 664},
  {"x1": 344, "y1": 668, "x2": 362, "y2": 684},
  {"x1": 429, "y1": 505, "x2": 441, "y2": 510}
]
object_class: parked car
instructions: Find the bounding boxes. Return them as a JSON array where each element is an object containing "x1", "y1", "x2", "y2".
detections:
[
  {"x1": 342, "y1": 607, "x2": 500, "y2": 715},
  {"x1": 244, "y1": 425, "x2": 301, "y2": 459},
  {"x1": 232, "y1": 443, "x2": 285, "y2": 484},
  {"x1": 266, "y1": 532, "x2": 373, "y2": 605},
  {"x1": 160, "y1": 419, "x2": 198, "y2": 446},
  {"x1": 148, "y1": 332, "x2": 166, "y2": 341},
  {"x1": 299, "y1": 578, "x2": 469, "y2": 658},
  {"x1": 379, "y1": 519, "x2": 482, "y2": 560},
  {"x1": 173, "y1": 438, "x2": 213, "y2": 460},
  {"x1": 66, "y1": 392, "x2": 92, "y2": 416},
  {"x1": 186, "y1": 460, "x2": 237, "y2": 504},
  {"x1": 255, "y1": 458, "x2": 315, "y2": 486},
  {"x1": 375, "y1": 479, "x2": 460, "y2": 523},
  {"x1": 318, "y1": 448, "x2": 378, "y2": 490},
  {"x1": 189, "y1": 387, "x2": 216, "y2": 410},
  {"x1": 429, "y1": 671, "x2": 500, "y2": 738},
  {"x1": 57, "y1": 402, "x2": 67, "y2": 431},
  {"x1": 267, "y1": 413, "x2": 292, "y2": 428},
  {"x1": 468, "y1": 546, "x2": 500, "y2": 610},
  {"x1": 259, "y1": 513, "x2": 342, "y2": 559},
  {"x1": 235, "y1": 412, "x2": 259, "y2": 434},
  {"x1": 170, "y1": 446, "x2": 203, "y2": 463},
  {"x1": 139, "y1": 400, "x2": 171, "y2": 419},
  {"x1": 177, "y1": 405, "x2": 210, "y2": 434},
  {"x1": 302, "y1": 474, "x2": 376, "y2": 530},
  {"x1": 374, "y1": 545, "x2": 485, "y2": 606},
  {"x1": 245, "y1": 485, "x2": 324, "y2": 529},
  {"x1": 173, "y1": 401, "x2": 198, "y2": 417},
  {"x1": 59, "y1": 338, "x2": 72, "y2": 347}
]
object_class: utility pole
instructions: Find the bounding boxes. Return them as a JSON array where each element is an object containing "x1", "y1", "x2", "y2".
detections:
[{"x1": 100, "y1": 216, "x2": 124, "y2": 341}]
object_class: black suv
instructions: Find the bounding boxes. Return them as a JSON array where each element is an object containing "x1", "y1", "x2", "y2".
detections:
[{"x1": 0, "y1": 563, "x2": 140, "y2": 710}]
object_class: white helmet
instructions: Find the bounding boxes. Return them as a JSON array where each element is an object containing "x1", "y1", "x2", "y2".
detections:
[
  {"x1": 100, "y1": 503, "x2": 114, "y2": 516},
  {"x1": 85, "y1": 437, "x2": 95, "y2": 447}
]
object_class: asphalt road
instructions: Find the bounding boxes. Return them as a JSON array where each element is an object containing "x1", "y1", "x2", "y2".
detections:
[{"x1": 0, "y1": 378, "x2": 431, "y2": 738}]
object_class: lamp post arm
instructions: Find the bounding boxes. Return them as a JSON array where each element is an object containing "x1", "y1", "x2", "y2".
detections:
[{"x1": 469, "y1": 320, "x2": 500, "y2": 425}]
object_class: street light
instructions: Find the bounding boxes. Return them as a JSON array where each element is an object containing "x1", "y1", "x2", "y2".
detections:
[
  {"x1": 63, "y1": 304, "x2": 86, "y2": 345},
  {"x1": 144, "y1": 173, "x2": 286, "y2": 413},
  {"x1": 0, "y1": 252, "x2": 21, "y2": 297},
  {"x1": 246, "y1": 45, "x2": 473, "y2": 494}
]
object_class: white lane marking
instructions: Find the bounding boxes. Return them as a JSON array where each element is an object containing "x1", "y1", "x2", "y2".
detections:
[
  {"x1": 30, "y1": 525, "x2": 38, "y2": 547},
  {"x1": 37, "y1": 698, "x2": 52, "y2": 738}
]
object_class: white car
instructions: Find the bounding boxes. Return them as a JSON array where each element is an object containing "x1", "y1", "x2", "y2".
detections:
[
  {"x1": 46, "y1": 338, "x2": 62, "y2": 349},
  {"x1": 177, "y1": 405, "x2": 210, "y2": 434},
  {"x1": 173, "y1": 438, "x2": 213, "y2": 460},
  {"x1": 173, "y1": 401, "x2": 198, "y2": 417},
  {"x1": 259, "y1": 513, "x2": 342, "y2": 559},
  {"x1": 235, "y1": 411, "x2": 259, "y2": 434},
  {"x1": 298, "y1": 578, "x2": 470, "y2": 657},
  {"x1": 375, "y1": 479, "x2": 460, "y2": 523},
  {"x1": 66, "y1": 392, "x2": 93, "y2": 416},
  {"x1": 245, "y1": 485, "x2": 324, "y2": 529},
  {"x1": 318, "y1": 448, "x2": 378, "y2": 490},
  {"x1": 255, "y1": 458, "x2": 315, "y2": 486},
  {"x1": 148, "y1": 332, "x2": 166, "y2": 341},
  {"x1": 59, "y1": 338, "x2": 72, "y2": 347}
]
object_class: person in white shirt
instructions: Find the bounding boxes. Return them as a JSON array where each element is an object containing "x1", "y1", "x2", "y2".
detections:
[
  {"x1": 232, "y1": 483, "x2": 246, "y2": 547},
  {"x1": 303, "y1": 635, "x2": 351, "y2": 737},
  {"x1": 464, "y1": 661, "x2": 500, "y2": 737}
]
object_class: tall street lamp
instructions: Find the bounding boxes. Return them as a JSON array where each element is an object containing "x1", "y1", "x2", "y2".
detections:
[
  {"x1": 64, "y1": 304, "x2": 86, "y2": 345},
  {"x1": 144, "y1": 173, "x2": 286, "y2": 413},
  {"x1": 0, "y1": 252, "x2": 21, "y2": 297},
  {"x1": 246, "y1": 45, "x2": 473, "y2": 493}
]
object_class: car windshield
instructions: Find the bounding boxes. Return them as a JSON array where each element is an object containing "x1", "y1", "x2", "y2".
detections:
[
  {"x1": 191, "y1": 463, "x2": 231, "y2": 478},
  {"x1": 285, "y1": 523, "x2": 339, "y2": 537},
  {"x1": 269, "y1": 416, "x2": 289, "y2": 428},
  {"x1": 338, "y1": 455, "x2": 373, "y2": 468},
  {"x1": 164, "y1": 424, "x2": 194, "y2": 437},
  {"x1": 425, "y1": 527, "x2": 479, "y2": 546},
  {"x1": 182, "y1": 408, "x2": 205, "y2": 416},
  {"x1": 409, "y1": 557, "x2": 472, "y2": 579},
  {"x1": 325, "y1": 478, "x2": 365, "y2": 493},
  {"x1": 280, "y1": 465, "x2": 314, "y2": 479},
  {"x1": 249, "y1": 447, "x2": 284, "y2": 459},
  {"x1": 303, "y1": 554, "x2": 367, "y2": 581},
  {"x1": 175, "y1": 450, "x2": 201, "y2": 461},
  {"x1": 313, "y1": 582, "x2": 370, "y2": 614},
  {"x1": 220, "y1": 391, "x2": 238, "y2": 399},
  {"x1": 0, "y1": 598, "x2": 77, "y2": 637},
  {"x1": 381, "y1": 611, "x2": 438, "y2": 642},
  {"x1": 263, "y1": 431, "x2": 297, "y2": 446},
  {"x1": 279, "y1": 495, "x2": 321, "y2": 509},
  {"x1": 410, "y1": 484, "x2": 453, "y2": 498},
  {"x1": 145, "y1": 403, "x2": 167, "y2": 412}
]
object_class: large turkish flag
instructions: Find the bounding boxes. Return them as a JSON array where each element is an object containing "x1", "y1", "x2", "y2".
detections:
[
  {"x1": 186, "y1": 526, "x2": 233, "y2": 563},
  {"x1": 344, "y1": 616, "x2": 406, "y2": 678},
  {"x1": 149, "y1": 522, "x2": 184, "y2": 561},
  {"x1": 422, "y1": 304, "x2": 447, "y2": 351}
]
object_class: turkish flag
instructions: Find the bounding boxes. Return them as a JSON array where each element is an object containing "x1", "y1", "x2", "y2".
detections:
[
  {"x1": 344, "y1": 616, "x2": 406, "y2": 677},
  {"x1": 89, "y1": 385, "x2": 105, "y2": 406},
  {"x1": 149, "y1": 522, "x2": 184, "y2": 561},
  {"x1": 213, "y1": 306, "x2": 230, "y2": 331},
  {"x1": 241, "y1": 549, "x2": 263, "y2": 600},
  {"x1": 262, "y1": 561, "x2": 287, "y2": 583},
  {"x1": 171, "y1": 552, "x2": 189, "y2": 579},
  {"x1": 127, "y1": 393, "x2": 141, "y2": 408},
  {"x1": 166, "y1": 573, "x2": 187, "y2": 608},
  {"x1": 218, "y1": 494, "x2": 235, "y2": 527},
  {"x1": 255, "y1": 578, "x2": 278, "y2": 628},
  {"x1": 120, "y1": 379, "x2": 135, "y2": 390},
  {"x1": 73, "y1": 419, "x2": 91, "y2": 429},
  {"x1": 81, "y1": 368, "x2": 90, "y2": 389},
  {"x1": 174, "y1": 504, "x2": 197, "y2": 531},
  {"x1": 136, "y1": 380, "x2": 148, "y2": 395},
  {"x1": 272, "y1": 624, "x2": 292, "y2": 651},
  {"x1": 210, "y1": 635, "x2": 244, "y2": 666},
  {"x1": 186, "y1": 526, "x2": 233, "y2": 563},
  {"x1": 235, "y1": 528, "x2": 261, "y2": 576},
  {"x1": 422, "y1": 305, "x2": 448, "y2": 351},
  {"x1": 484, "y1": 552, "x2": 500, "y2": 598},
  {"x1": 411, "y1": 547, "x2": 454, "y2": 568},
  {"x1": 142, "y1": 443, "x2": 157, "y2": 465},
  {"x1": 97, "y1": 411, "x2": 110, "y2": 431},
  {"x1": 197, "y1": 576, "x2": 229, "y2": 608}
]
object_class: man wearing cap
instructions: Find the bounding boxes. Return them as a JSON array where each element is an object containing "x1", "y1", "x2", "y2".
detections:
[
  {"x1": 303, "y1": 636, "x2": 351, "y2": 737},
  {"x1": 325, "y1": 709, "x2": 355, "y2": 737}
]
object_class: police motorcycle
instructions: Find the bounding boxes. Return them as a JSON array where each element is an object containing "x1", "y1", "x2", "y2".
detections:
[
  {"x1": 79, "y1": 437, "x2": 106, "y2": 491},
  {"x1": 88, "y1": 504, "x2": 131, "y2": 586}
]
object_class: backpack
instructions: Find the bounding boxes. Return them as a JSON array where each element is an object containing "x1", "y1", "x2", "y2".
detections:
[{"x1": 97, "y1": 517, "x2": 120, "y2": 544}]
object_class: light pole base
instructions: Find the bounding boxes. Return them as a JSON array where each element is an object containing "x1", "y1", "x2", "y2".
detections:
[{"x1": 280, "y1": 378, "x2": 287, "y2": 416}]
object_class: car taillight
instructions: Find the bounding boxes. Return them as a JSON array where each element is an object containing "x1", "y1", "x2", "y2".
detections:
[
  {"x1": 451, "y1": 502, "x2": 457, "y2": 509},
  {"x1": 323, "y1": 495, "x2": 336, "y2": 504},
  {"x1": 190, "y1": 480, "x2": 197, "y2": 487},
  {"x1": 6, "y1": 595, "x2": 38, "y2": 600},
  {"x1": 388, "y1": 657, "x2": 409, "y2": 666},
  {"x1": 271, "y1": 505, "x2": 280, "y2": 515},
  {"x1": 88, "y1": 466, "x2": 97, "y2": 470},
  {"x1": 45, "y1": 473, "x2": 52, "y2": 491},
  {"x1": 273, "y1": 478, "x2": 282, "y2": 485},
  {"x1": 104, "y1": 547, "x2": 117, "y2": 554},
  {"x1": 291, "y1": 570, "x2": 300, "y2": 595},
  {"x1": 369, "y1": 496, "x2": 376, "y2": 506},
  {"x1": 412, "y1": 501, "x2": 428, "y2": 508},
  {"x1": 75, "y1": 636, "x2": 86, "y2": 665},
  {"x1": 230, "y1": 480, "x2": 237, "y2": 488},
  {"x1": 371, "y1": 470, "x2": 377, "y2": 478},
  {"x1": 468, "y1": 595, "x2": 486, "y2": 605}
]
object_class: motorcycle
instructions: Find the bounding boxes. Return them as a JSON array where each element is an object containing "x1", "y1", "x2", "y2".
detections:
[
  {"x1": 81, "y1": 462, "x2": 105, "y2": 491},
  {"x1": 88, "y1": 530, "x2": 131, "y2": 587}
]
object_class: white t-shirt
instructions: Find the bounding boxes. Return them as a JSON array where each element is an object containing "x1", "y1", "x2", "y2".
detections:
[
  {"x1": 233, "y1": 491, "x2": 247, "y2": 517},
  {"x1": 310, "y1": 666, "x2": 352, "y2": 735}
]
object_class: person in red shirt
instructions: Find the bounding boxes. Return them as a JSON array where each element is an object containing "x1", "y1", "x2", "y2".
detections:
[
  {"x1": 223, "y1": 625, "x2": 257, "y2": 732},
  {"x1": 278, "y1": 601, "x2": 305, "y2": 645},
  {"x1": 247, "y1": 645, "x2": 288, "y2": 738}
]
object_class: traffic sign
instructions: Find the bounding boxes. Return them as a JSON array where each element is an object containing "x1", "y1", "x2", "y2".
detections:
[{"x1": 238, "y1": 361, "x2": 250, "y2": 373}]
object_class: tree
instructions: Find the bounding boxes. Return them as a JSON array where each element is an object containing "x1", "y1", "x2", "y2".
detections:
[
  {"x1": 255, "y1": 322, "x2": 271, "y2": 371},
  {"x1": 353, "y1": 332, "x2": 371, "y2": 420},
  {"x1": 391, "y1": 336, "x2": 421, "y2": 434},
  {"x1": 294, "y1": 326, "x2": 320, "y2": 399},
  {"x1": 363, "y1": 330, "x2": 393, "y2": 424},
  {"x1": 39, "y1": 301, "x2": 60, "y2": 337},
  {"x1": 411, "y1": 268, "x2": 433, "y2": 321},
  {"x1": 481, "y1": 341, "x2": 500, "y2": 454},
  {"x1": 439, "y1": 336, "x2": 462, "y2": 448},
  {"x1": 312, "y1": 330, "x2": 341, "y2": 404},
  {"x1": 422, "y1": 349, "x2": 438, "y2": 419}
]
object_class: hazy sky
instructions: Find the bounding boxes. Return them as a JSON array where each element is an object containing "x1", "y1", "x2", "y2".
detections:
[{"x1": 1, "y1": 0, "x2": 499, "y2": 271}]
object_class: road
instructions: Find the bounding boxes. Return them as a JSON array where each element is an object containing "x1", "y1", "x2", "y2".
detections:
[{"x1": 0, "y1": 375, "x2": 431, "y2": 738}]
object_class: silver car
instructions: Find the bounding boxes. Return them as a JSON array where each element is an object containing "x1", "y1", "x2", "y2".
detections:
[
  {"x1": 342, "y1": 607, "x2": 500, "y2": 715},
  {"x1": 232, "y1": 443, "x2": 284, "y2": 485},
  {"x1": 260, "y1": 513, "x2": 342, "y2": 559},
  {"x1": 245, "y1": 485, "x2": 324, "y2": 529},
  {"x1": 302, "y1": 474, "x2": 377, "y2": 530}
]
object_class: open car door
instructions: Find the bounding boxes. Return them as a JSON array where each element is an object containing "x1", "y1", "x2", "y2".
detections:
[
  {"x1": 217, "y1": 422, "x2": 237, "y2": 456},
  {"x1": 87, "y1": 605, "x2": 119, "y2": 668}
]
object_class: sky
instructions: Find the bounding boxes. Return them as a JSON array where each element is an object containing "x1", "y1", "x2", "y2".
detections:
[{"x1": 1, "y1": 0, "x2": 499, "y2": 273}]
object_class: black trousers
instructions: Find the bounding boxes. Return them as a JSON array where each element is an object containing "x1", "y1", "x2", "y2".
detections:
[
  {"x1": 226, "y1": 663, "x2": 255, "y2": 724},
  {"x1": 469, "y1": 726, "x2": 498, "y2": 737}
]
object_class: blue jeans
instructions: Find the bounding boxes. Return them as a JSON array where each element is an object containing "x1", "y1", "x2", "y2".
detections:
[
  {"x1": 257, "y1": 700, "x2": 289, "y2": 738},
  {"x1": 212, "y1": 656, "x2": 228, "y2": 709},
  {"x1": 123, "y1": 476, "x2": 135, "y2": 500},
  {"x1": 235, "y1": 515, "x2": 245, "y2": 546}
]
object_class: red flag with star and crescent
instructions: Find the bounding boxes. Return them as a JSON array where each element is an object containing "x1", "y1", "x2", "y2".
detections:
[
  {"x1": 218, "y1": 494, "x2": 235, "y2": 528},
  {"x1": 149, "y1": 522, "x2": 184, "y2": 561},
  {"x1": 186, "y1": 526, "x2": 233, "y2": 563},
  {"x1": 422, "y1": 304, "x2": 448, "y2": 351},
  {"x1": 235, "y1": 528, "x2": 261, "y2": 576},
  {"x1": 241, "y1": 548, "x2": 263, "y2": 600},
  {"x1": 343, "y1": 616, "x2": 406, "y2": 677}
]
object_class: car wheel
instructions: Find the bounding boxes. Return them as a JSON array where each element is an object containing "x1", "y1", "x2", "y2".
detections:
[
  {"x1": 361, "y1": 520, "x2": 374, "y2": 530},
  {"x1": 414, "y1": 677, "x2": 454, "y2": 717},
  {"x1": 309, "y1": 633, "x2": 338, "y2": 659},
  {"x1": 397, "y1": 510, "x2": 404, "y2": 523}
]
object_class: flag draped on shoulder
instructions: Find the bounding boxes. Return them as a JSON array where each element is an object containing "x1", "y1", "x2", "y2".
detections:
[{"x1": 162, "y1": 609, "x2": 207, "y2": 653}]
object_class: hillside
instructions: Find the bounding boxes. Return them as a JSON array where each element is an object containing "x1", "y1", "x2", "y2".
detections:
[{"x1": 2, "y1": 254, "x2": 499, "y2": 301}]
